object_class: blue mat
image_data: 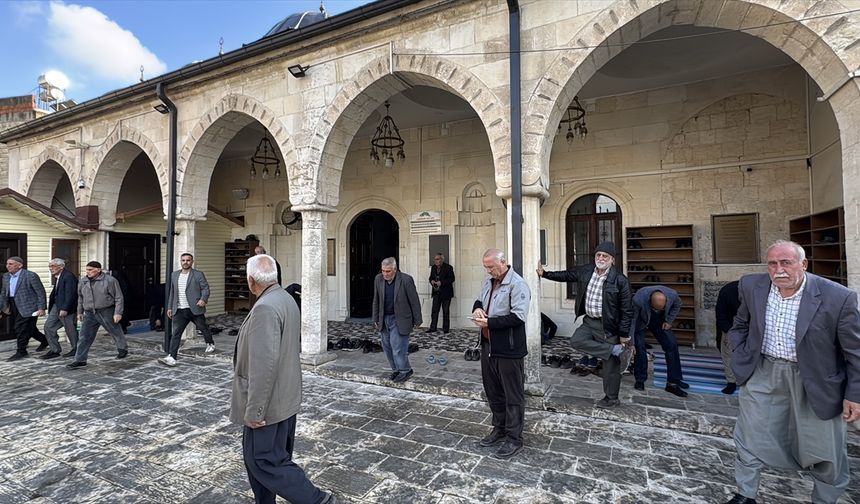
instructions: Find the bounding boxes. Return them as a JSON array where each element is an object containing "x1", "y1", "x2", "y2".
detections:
[{"x1": 651, "y1": 351, "x2": 737, "y2": 396}]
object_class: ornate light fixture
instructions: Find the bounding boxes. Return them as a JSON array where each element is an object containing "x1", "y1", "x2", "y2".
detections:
[
  {"x1": 370, "y1": 101, "x2": 405, "y2": 168},
  {"x1": 558, "y1": 96, "x2": 587, "y2": 143},
  {"x1": 250, "y1": 132, "x2": 280, "y2": 180}
]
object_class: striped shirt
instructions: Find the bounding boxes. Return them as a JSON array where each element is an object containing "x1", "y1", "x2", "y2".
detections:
[
  {"x1": 584, "y1": 268, "x2": 610, "y2": 318},
  {"x1": 178, "y1": 272, "x2": 190, "y2": 309},
  {"x1": 762, "y1": 275, "x2": 806, "y2": 362}
]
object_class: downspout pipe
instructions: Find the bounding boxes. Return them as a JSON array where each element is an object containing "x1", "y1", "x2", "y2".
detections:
[
  {"x1": 508, "y1": 0, "x2": 523, "y2": 274},
  {"x1": 156, "y1": 82, "x2": 178, "y2": 351}
]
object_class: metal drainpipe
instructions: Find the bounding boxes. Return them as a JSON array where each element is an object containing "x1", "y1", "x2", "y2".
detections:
[
  {"x1": 156, "y1": 82, "x2": 178, "y2": 350},
  {"x1": 507, "y1": 0, "x2": 523, "y2": 274}
]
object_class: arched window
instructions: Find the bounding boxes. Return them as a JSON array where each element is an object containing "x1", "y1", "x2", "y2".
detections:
[{"x1": 565, "y1": 194, "x2": 622, "y2": 299}]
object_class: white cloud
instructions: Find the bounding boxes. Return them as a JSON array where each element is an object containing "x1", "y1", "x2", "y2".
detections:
[{"x1": 46, "y1": 2, "x2": 167, "y2": 84}]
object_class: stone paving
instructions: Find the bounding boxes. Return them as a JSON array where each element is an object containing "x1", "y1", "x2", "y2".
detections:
[{"x1": 0, "y1": 334, "x2": 858, "y2": 503}]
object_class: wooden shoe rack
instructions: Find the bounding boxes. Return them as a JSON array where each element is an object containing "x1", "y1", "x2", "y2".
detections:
[
  {"x1": 224, "y1": 238, "x2": 259, "y2": 312},
  {"x1": 626, "y1": 224, "x2": 696, "y2": 346},
  {"x1": 789, "y1": 206, "x2": 846, "y2": 286}
]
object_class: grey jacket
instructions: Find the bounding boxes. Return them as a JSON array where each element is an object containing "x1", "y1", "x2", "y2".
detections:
[
  {"x1": 472, "y1": 268, "x2": 530, "y2": 358},
  {"x1": 0, "y1": 269, "x2": 47, "y2": 316},
  {"x1": 371, "y1": 271, "x2": 423, "y2": 335},
  {"x1": 730, "y1": 273, "x2": 860, "y2": 420},
  {"x1": 230, "y1": 284, "x2": 302, "y2": 426},
  {"x1": 78, "y1": 272, "x2": 124, "y2": 315},
  {"x1": 168, "y1": 269, "x2": 210, "y2": 315}
]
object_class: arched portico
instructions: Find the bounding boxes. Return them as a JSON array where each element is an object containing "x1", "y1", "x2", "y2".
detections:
[{"x1": 24, "y1": 146, "x2": 78, "y2": 208}]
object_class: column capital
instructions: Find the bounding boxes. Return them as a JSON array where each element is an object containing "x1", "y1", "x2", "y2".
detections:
[
  {"x1": 290, "y1": 203, "x2": 336, "y2": 213},
  {"x1": 496, "y1": 185, "x2": 549, "y2": 202}
]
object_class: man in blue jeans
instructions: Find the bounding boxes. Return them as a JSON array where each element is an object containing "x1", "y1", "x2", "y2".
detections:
[
  {"x1": 629, "y1": 285, "x2": 688, "y2": 397},
  {"x1": 371, "y1": 257, "x2": 422, "y2": 383}
]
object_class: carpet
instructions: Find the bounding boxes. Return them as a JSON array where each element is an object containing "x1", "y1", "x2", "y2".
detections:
[{"x1": 651, "y1": 351, "x2": 737, "y2": 396}]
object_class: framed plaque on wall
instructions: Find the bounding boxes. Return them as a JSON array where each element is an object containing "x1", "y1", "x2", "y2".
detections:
[{"x1": 712, "y1": 213, "x2": 760, "y2": 264}]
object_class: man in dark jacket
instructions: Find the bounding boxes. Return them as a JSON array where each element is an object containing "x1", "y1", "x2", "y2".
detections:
[
  {"x1": 538, "y1": 242, "x2": 633, "y2": 408},
  {"x1": 427, "y1": 253, "x2": 455, "y2": 333},
  {"x1": 630, "y1": 285, "x2": 687, "y2": 396},
  {"x1": 371, "y1": 257, "x2": 422, "y2": 383},
  {"x1": 43, "y1": 258, "x2": 79, "y2": 359},
  {"x1": 471, "y1": 248, "x2": 530, "y2": 460},
  {"x1": 715, "y1": 280, "x2": 741, "y2": 394},
  {"x1": 1, "y1": 256, "x2": 49, "y2": 361}
]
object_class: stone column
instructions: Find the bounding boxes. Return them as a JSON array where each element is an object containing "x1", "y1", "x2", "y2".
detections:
[
  {"x1": 86, "y1": 230, "x2": 109, "y2": 267},
  {"x1": 293, "y1": 206, "x2": 337, "y2": 365},
  {"x1": 173, "y1": 218, "x2": 199, "y2": 341}
]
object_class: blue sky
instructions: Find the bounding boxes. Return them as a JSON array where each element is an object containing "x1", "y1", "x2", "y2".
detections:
[{"x1": 0, "y1": 0, "x2": 369, "y2": 102}]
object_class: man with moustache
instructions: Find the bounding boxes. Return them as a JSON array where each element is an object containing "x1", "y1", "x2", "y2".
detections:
[
  {"x1": 0, "y1": 256, "x2": 49, "y2": 360},
  {"x1": 66, "y1": 261, "x2": 128, "y2": 368},
  {"x1": 43, "y1": 258, "x2": 79, "y2": 359}
]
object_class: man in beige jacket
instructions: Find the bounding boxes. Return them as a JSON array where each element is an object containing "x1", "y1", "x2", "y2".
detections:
[{"x1": 229, "y1": 254, "x2": 336, "y2": 504}]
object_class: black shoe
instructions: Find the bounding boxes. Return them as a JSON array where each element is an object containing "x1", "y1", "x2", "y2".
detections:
[
  {"x1": 634, "y1": 381, "x2": 645, "y2": 391},
  {"x1": 6, "y1": 352, "x2": 28, "y2": 362},
  {"x1": 478, "y1": 429, "x2": 505, "y2": 447},
  {"x1": 493, "y1": 440, "x2": 523, "y2": 459},
  {"x1": 724, "y1": 495, "x2": 756, "y2": 504},
  {"x1": 66, "y1": 361, "x2": 87, "y2": 369},
  {"x1": 40, "y1": 351, "x2": 61, "y2": 360},
  {"x1": 35, "y1": 343, "x2": 49, "y2": 352},
  {"x1": 63, "y1": 349, "x2": 77, "y2": 358},
  {"x1": 665, "y1": 384, "x2": 688, "y2": 398},
  {"x1": 443, "y1": 330, "x2": 449, "y2": 334},
  {"x1": 426, "y1": 328, "x2": 437, "y2": 333},
  {"x1": 389, "y1": 371, "x2": 399, "y2": 380},
  {"x1": 595, "y1": 397, "x2": 620, "y2": 409},
  {"x1": 675, "y1": 381, "x2": 690, "y2": 389},
  {"x1": 116, "y1": 349, "x2": 128, "y2": 359},
  {"x1": 393, "y1": 369, "x2": 413, "y2": 383},
  {"x1": 722, "y1": 383, "x2": 737, "y2": 395}
]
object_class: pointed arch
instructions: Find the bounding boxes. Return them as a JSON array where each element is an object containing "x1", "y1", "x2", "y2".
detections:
[{"x1": 23, "y1": 145, "x2": 79, "y2": 207}]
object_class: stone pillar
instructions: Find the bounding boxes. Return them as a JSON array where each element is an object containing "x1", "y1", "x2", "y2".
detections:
[
  {"x1": 86, "y1": 230, "x2": 109, "y2": 267},
  {"x1": 505, "y1": 194, "x2": 546, "y2": 396},
  {"x1": 294, "y1": 206, "x2": 337, "y2": 365},
  {"x1": 174, "y1": 218, "x2": 198, "y2": 341}
]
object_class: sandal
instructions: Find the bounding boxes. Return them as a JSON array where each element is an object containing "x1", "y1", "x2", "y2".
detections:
[{"x1": 425, "y1": 355, "x2": 437, "y2": 364}]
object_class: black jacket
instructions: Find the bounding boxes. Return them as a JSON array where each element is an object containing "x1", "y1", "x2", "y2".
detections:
[
  {"x1": 542, "y1": 264, "x2": 632, "y2": 337},
  {"x1": 715, "y1": 280, "x2": 741, "y2": 334},
  {"x1": 49, "y1": 269, "x2": 78, "y2": 313},
  {"x1": 428, "y1": 262, "x2": 455, "y2": 300}
]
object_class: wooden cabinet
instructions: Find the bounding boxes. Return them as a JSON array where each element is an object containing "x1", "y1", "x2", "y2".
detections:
[
  {"x1": 225, "y1": 239, "x2": 259, "y2": 312},
  {"x1": 789, "y1": 207, "x2": 846, "y2": 286},
  {"x1": 626, "y1": 224, "x2": 696, "y2": 346}
]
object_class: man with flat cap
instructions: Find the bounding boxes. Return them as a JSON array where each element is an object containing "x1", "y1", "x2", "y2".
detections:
[{"x1": 538, "y1": 242, "x2": 633, "y2": 408}]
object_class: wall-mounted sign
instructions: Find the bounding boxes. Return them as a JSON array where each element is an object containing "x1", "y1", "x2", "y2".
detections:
[
  {"x1": 410, "y1": 211, "x2": 442, "y2": 235},
  {"x1": 712, "y1": 213, "x2": 759, "y2": 264}
]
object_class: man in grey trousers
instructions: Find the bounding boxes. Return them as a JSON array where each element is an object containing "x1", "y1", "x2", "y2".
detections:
[
  {"x1": 725, "y1": 240, "x2": 860, "y2": 504},
  {"x1": 67, "y1": 261, "x2": 128, "y2": 368},
  {"x1": 43, "y1": 258, "x2": 79, "y2": 359}
]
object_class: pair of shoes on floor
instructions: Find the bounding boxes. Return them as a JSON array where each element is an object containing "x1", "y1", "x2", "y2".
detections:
[
  {"x1": 66, "y1": 361, "x2": 86, "y2": 369},
  {"x1": 392, "y1": 369, "x2": 413, "y2": 383},
  {"x1": 463, "y1": 348, "x2": 480, "y2": 361},
  {"x1": 478, "y1": 429, "x2": 505, "y2": 447},
  {"x1": 40, "y1": 351, "x2": 61, "y2": 360},
  {"x1": 665, "y1": 383, "x2": 688, "y2": 398},
  {"x1": 205, "y1": 344, "x2": 216, "y2": 353},
  {"x1": 425, "y1": 355, "x2": 447, "y2": 366},
  {"x1": 158, "y1": 355, "x2": 177, "y2": 367},
  {"x1": 722, "y1": 383, "x2": 737, "y2": 395}
]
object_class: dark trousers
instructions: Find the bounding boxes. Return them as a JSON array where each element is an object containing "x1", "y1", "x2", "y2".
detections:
[
  {"x1": 480, "y1": 340, "x2": 525, "y2": 445},
  {"x1": 633, "y1": 312, "x2": 683, "y2": 384},
  {"x1": 429, "y1": 295, "x2": 451, "y2": 332},
  {"x1": 167, "y1": 308, "x2": 213, "y2": 358},
  {"x1": 9, "y1": 297, "x2": 48, "y2": 354},
  {"x1": 242, "y1": 415, "x2": 325, "y2": 504},
  {"x1": 148, "y1": 306, "x2": 164, "y2": 330},
  {"x1": 571, "y1": 316, "x2": 622, "y2": 400}
]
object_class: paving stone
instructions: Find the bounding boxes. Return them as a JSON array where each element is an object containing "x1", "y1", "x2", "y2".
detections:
[
  {"x1": 362, "y1": 478, "x2": 442, "y2": 503},
  {"x1": 400, "y1": 412, "x2": 454, "y2": 429},
  {"x1": 415, "y1": 446, "x2": 483, "y2": 472},
  {"x1": 361, "y1": 418, "x2": 416, "y2": 438},
  {"x1": 471, "y1": 457, "x2": 542, "y2": 487},
  {"x1": 314, "y1": 465, "x2": 382, "y2": 498},
  {"x1": 376, "y1": 455, "x2": 441, "y2": 486},
  {"x1": 539, "y1": 469, "x2": 616, "y2": 501},
  {"x1": 575, "y1": 457, "x2": 649, "y2": 488}
]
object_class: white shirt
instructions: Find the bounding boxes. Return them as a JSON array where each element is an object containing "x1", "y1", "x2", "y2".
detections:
[
  {"x1": 178, "y1": 271, "x2": 190, "y2": 309},
  {"x1": 762, "y1": 275, "x2": 806, "y2": 362}
]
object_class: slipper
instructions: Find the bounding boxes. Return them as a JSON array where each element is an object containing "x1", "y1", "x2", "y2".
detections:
[
  {"x1": 425, "y1": 355, "x2": 436, "y2": 364},
  {"x1": 437, "y1": 356, "x2": 447, "y2": 367}
]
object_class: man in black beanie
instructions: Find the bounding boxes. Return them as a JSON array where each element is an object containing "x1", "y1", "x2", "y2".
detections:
[{"x1": 537, "y1": 241, "x2": 633, "y2": 408}]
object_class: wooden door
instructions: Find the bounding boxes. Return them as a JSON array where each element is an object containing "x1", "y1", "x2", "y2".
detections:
[
  {"x1": 109, "y1": 233, "x2": 159, "y2": 321},
  {"x1": 0, "y1": 233, "x2": 27, "y2": 341}
]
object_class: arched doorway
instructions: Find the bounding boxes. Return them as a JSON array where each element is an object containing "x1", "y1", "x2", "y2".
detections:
[
  {"x1": 349, "y1": 209, "x2": 398, "y2": 318},
  {"x1": 565, "y1": 193, "x2": 622, "y2": 299}
]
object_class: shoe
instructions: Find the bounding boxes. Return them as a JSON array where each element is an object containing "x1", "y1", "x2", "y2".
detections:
[
  {"x1": 478, "y1": 429, "x2": 505, "y2": 447},
  {"x1": 6, "y1": 352, "x2": 28, "y2": 361},
  {"x1": 493, "y1": 440, "x2": 523, "y2": 459},
  {"x1": 116, "y1": 349, "x2": 128, "y2": 359},
  {"x1": 722, "y1": 383, "x2": 737, "y2": 395},
  {"x1": 205, "y1": 344, "x2": 216, "y2": 353},
  {"x1": 618, "y1": 345, "x2": 634, "y2": 371},
  {"x1": 548, "y1": 355, "x2": 561, "y2": 368},
  {"x1": 595, "y1": 397, "x2": 620, "y2": 409},
  {"x1": 437, "y1": 357, "x2": 447, "y2": 367},
  {"x1": 676, "y1": 381, "x2": 690, "y2": 389},
  {"x1": 443, "y1": 330, "x2": 450, "y2": 334},
  {"x1": 40, "y1": 351, "x2": 61, "y2": 360},
  {"x1": 577, "y1": 367, "x2": 592, "y2": 376},
  {"x1": 66, "y1": 361, "x2": 87, "y2": 369},
  {"x1": 426, "y1": 328, "x2": 437, "y2": 333},
  {"x1": 665, "y1": 384, "x2": 688, "y2": 398},
  {"x1": 63, "y1": 349, "x2": 77, "y2": 358},
  {"x1": 634, "y1": 381, "x2": 645, "y2": 391},
  {"x1": 724, "y1": 495, "x2": 756, "y2": 504},
  {"x1": 559, "y1": 356, "x2": 574, "y2": 369},
  {"x1": 425, "y1": 355, "x2": 436, "y2": 364},
  {"x1": 158, "y1": 355, "x2": 177, "y2": 367},
  {"x1": 470, "y1": 348, "x2": 481, "y2": 361},
  {"x1": 393, "y1": 369, "x2": 413, "y2": 383},
  {"x1": 35, "y1": 343, "x2": 49, "y2": 352},
  {"x1": 389, "y1": 371, "x2": 399, "y2": 380}
]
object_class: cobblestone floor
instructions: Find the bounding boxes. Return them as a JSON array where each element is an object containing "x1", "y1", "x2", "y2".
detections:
[{"x1": 0, "y1": 338, "x2": 857, "y2": 503}]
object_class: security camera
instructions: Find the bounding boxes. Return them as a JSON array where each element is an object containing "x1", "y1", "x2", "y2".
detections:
[{"x1": 76, "y1": 177, "x2": 86, "y2": 189}]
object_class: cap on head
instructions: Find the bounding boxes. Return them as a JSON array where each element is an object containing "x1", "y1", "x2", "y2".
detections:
[
  {"x1": 86, "y1": 260, "x2": 102, "y2": 269},
  {"x1": 595, "y1": 242, "x2": 616, "y2": 257}
]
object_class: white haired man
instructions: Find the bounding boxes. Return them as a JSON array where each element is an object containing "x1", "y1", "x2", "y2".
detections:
[
  {"x1": 371, "y1": 257, "x2": 422, "y2": 383},
  {"x1": 43, "y1": 258, "x2": 79, "y2": 359}
]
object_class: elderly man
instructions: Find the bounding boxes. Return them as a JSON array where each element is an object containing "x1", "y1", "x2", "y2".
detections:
[
  {"x1": 372, "y1": 257, "x2": 422, "y2": 383},
  {"x1": 254, "y1": 245, "x2": 282, "y2": 286},
  {"x1": 427, "y1": 252, "x2": 455, "y2": 333},
  {"x1": 725, "y1": 240, "x2": 860, "y2": 504},
  {"x1": 230, "y1": 254, "x2": 337, "y2": 504},
  {"x1": 1, "y1": 256, "x2": 49, "y2": 361},
  {"x1": 537, "y1": 242, "x2": 633, "y2": 408},
  {"x1": 472, "y1": 249, "x2": 530, "y2": 460},
  {"x1": 66, "y1": 261, "x2": 128, "y2": 369},
  {"x1": 159, "y1": 253, "x2": 215, "y2": 367},
  {"x1": 42, "y1": 258, "x2": 79, "y2": 359},
  {"x1": 629, "y1": 285, "x2": 687, "y2": 397}
]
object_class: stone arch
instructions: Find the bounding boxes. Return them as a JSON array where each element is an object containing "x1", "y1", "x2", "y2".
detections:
[
  {"x1": 24, "y1": 146, "x2": 79, "y2": 207},
  {"x1": 88, "y1": 124, "x2": 167, "y2": 226},
  {"x1": 524, "y1": 0, "x2": 859, "y2": 190},
  {"x1": 301, "y1": 53, "x2": 511, "y2": 209},
  {"x1": 177, "y1": 93, "x2": 300, "y2": 220}
]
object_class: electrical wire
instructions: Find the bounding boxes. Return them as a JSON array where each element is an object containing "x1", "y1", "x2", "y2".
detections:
[{"x1": 394, "y1": 8, "x2": 860, "y2": 56}]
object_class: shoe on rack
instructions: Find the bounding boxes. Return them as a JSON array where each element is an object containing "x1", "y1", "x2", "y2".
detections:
[
  {"x1": 158, "y1": 355, "x2": 177, "y2": 367},
  {"x1": 205, "y1": 344, "x2": 216, "y2": 353},
  {"x1": 478, "y1": 429, "x2": 505, "y2": 447}
]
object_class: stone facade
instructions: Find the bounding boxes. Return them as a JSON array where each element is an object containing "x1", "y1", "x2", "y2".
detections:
[{"x1": 2, "y1": 0, "x2": 860, "y2": 381}]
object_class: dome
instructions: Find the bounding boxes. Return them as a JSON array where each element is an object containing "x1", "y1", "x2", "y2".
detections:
[{"x1": 263, "y1": 11, "x2": 328, "y2": 38}]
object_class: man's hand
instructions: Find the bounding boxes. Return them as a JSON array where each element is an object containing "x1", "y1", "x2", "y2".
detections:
[
  {"x1": 245, "y1": 420, "x2": 267, "y2": 429},
  {"x1": 620, "y1": 336, "x2": 631, "y2": 346},
  {"x1": 113, "y1": 314, "x2": 122, "y2": 324},
  {"x1": 167, "y1": 309, "x2": 173, "y2": 319},
  {"x1": 536, "y1": 261, "x2": 545, "y2": 277},
  {"x1": 196, "y1": 299, "x2": 206, "y2": 308},
  {"x1": 843, "y1": 399, "x2": 860, "y2": 423},
  {"x1": 36, "y1": 309, "x2": 45, "y2": 317},
  {"x1": 473, "y1": 315, "x2": 488, "y2": 328},
  {"x1": 59, "y1": 310, "x2": 68, "y2": 318},
  {"x1": 662, "y1": 322, "x2": 672, "y2": 330}
]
